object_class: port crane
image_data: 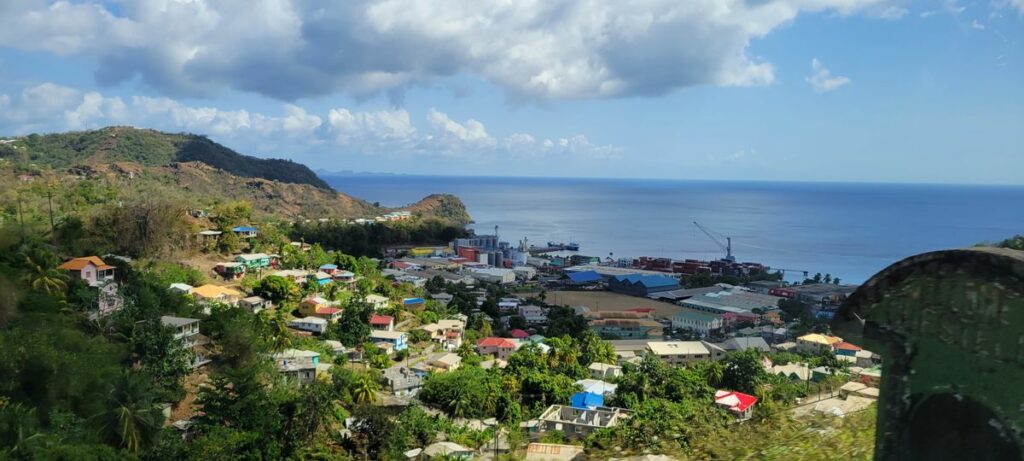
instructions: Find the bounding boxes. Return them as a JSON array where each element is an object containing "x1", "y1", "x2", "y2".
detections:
[{"x1": 693, "y1": 221, "x2": 735, "y2": 262}]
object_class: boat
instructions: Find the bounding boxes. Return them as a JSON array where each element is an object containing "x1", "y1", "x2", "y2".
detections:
[{"x1": 546, "y1": 241, "x2": 580, "y2": 251}]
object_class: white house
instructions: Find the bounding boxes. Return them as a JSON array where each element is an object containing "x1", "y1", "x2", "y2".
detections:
[{"x1": 289, "y1": 317, "x2": 329, "y2": 335}]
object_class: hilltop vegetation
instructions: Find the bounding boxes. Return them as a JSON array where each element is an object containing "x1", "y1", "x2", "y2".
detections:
[
  {"x1": 0, "y1": 127, "x2": 471, "y2": 226},
  {"x1": 5, "y1": 126, "x2": 331, "y2": 189}
]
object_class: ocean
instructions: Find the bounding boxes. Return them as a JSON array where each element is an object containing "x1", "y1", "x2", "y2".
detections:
[{"x1": 322, "y1": 175, "x2": 1024, "y2": 284}]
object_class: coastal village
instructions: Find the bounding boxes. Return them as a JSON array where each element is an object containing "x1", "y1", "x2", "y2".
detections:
[{"x1": 46, "y1": 212, "x2": 882, "y2": 459}]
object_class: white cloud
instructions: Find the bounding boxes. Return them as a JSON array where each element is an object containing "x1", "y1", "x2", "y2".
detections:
[
  {"x1": 970, "y1": 19, "x2": 986, "y2": 29},
  {"x1": 0, "y1": 0, "x2": 908, "y2": 101},
  {"x1": 0, "y1": 82, "x2": 616, "y2": 160},
  {"x1": 805, "y1": 58, "x2": 852, "y2": 93}
]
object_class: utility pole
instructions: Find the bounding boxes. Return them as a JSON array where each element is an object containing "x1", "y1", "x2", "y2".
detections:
[{"x1": 46, "y1": 189, "x2": 55, "y2": 234}]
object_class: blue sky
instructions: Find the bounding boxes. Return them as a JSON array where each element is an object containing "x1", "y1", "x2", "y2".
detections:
[{"x1": 0, "y1": 1, "x2": 1021, "y2": 184}]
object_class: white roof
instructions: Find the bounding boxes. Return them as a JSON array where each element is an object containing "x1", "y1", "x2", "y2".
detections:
[
  {"x1": 236, "y1": 253, "x2": 269, "y2": 261},
  {"x1": 169, "y1": 283, "x2": 193, "y2": 292},
  {"x1": 365, "y1": 294, "x2": 389, "y2": 302},
  {"x1": 273, "y1": 349, "x2": 319, "y2": 359},
  {"x1": 588, "y1": 362, "x2": 621, "y2": 372},
  {"x1": 576, "y1": 379, "x2": 617, "y2": 395},
  {"x1": 371, "y1": 330, "x2": 406, "y2": 340},
  {"x1": 646, "y1": 341, "x2": 710, "y2": 356},
  {"x1": 290, "y1": 317, "x2": 328, "y2": 325}
]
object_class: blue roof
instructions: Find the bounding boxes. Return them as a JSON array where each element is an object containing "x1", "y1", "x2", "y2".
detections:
[
  {"x1": 570, "y1": 392, "x2": 604, "y2": 409},
  {"x1": 403, "y1": 297, "x2": 425, "y2": 305},
  {"x1": 567, "y1": 271, "x2": 602, "y2": 284},
  {"x1": 612, "y1": 274, "x2": 679, "y2": 288},
  {"x1": 319, "y1": 264, "x2": 338, "y2": 270},
  {"x1": 232, "y1": 226, "x2": 257, "y2": 232}
]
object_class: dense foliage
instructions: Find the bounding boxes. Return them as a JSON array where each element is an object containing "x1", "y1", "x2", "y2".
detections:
[{"x1": 291, "y1": 219, "x2": 469, "y2": 257}]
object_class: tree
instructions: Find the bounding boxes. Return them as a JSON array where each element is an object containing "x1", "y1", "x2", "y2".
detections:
[
  {"x1": 91, "y1": 371, "x2": 165, "y2": 455},
  {"x1": 335, "y1": 301, "x2": 371, "y2": 347},
  {"x1": 579, "y1": 331, "x2": 616, "y2": 366},
  {"x1": 129, "y1": 319, "x2": 192, "y2": 402},
  {"x1": 350, "y1": 373, "x2": 379, "y2": 404},
  {"x1": 544, "y1": 307, "x2": 588, "y2": 337},
  {"x1": 255, "y1": 275, "x2": 300, "y2": 304},
  {"x1": 720, "y1": 349, "x2": 766, "y2": 395}
]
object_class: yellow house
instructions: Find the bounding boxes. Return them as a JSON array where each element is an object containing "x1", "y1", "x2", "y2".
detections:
[
  {"x1": 191, "y1": 284, "x2": 244, "y2": 305},
  {"x1": 796, "y1": 333, "x2": 843, "y2": 352}
]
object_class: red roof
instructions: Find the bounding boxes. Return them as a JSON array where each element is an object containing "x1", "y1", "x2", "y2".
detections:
[
  {"x1": 509, "y1": 329, "x2": 529, "y2": 339},
  {"x1": 715, "y1": 390, "x2": 758, "y2": 413},
  {"x1": 832, "y1": 341, "x2": 863, "y2": 351},
  {"x1": 627, "y1": 307, "x2": 656, "y2": 313},
  {"x1": 316, "y1": 307, "x2": 341, "y2": 315},
  {"x1": 477, "y1": 337, "x2": 516, "y2": 348},
  {"x1": 370, "y1": 314, "x2": 394, "y2": 325}
]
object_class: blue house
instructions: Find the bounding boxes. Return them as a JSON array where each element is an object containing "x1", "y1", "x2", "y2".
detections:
[
  {"x1": 370, "y1": 330, "x2": 408, "y2": 352},
  {"x1": 607, "y1": 274, "x2": 681, "y2": 296},
  {"x1": 566, "y1": 270, "x2": 602, "y2": 285},
  {"x1": 570, "y1": 391, "x2": 605, "y2": 409},
  {"x1": 231, "y1": 226, "x2": 258, "y2": 238}
]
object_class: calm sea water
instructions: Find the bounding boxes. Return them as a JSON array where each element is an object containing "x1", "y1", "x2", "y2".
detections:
[{"x1": 323, "y1": 175, "x2": 1024, "y2": 284}]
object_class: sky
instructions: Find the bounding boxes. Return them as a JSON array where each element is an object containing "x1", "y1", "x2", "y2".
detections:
[{"x1": 0, "y1": 0, "x2": 1022, "y2": 185}]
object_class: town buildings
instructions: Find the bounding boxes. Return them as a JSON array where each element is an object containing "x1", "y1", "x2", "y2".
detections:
[
  {"x1": 535, "y1": 405, "x2": 631, "y2": 440},
  {"x1": 370, "y1": 330, "x2": 408, "y2": 352},
  {"x1": 298, "y1": 297, "x2": 343, "y2": 322},
  {"x1": 289, "y1": 317, "x2": 329, "y2": 335},
  {"x1": 645, "y1": 341, "x2": 726, "y2": 365},
  {"x1": 796, "y1": 333, "x2": 844, "y2": 353},
  {"x1": 671, "y1": 309, "x2": 724, "y2": 337},
  {"x1": 419, "y1": 319, "x2": 465, "y2": 350},
  {"x1": 477, "y1": 337, "x2": 518, "y2": 360},
  {"x1": 714, "y1": 390, "x2": 758, "y2": 420},
  {"x1": 160, "y1": 316, "x2": 210, "y2": 368}
]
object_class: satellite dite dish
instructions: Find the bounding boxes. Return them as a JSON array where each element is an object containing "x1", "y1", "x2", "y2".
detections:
[{"x1": 833, "y1": 247, "x2": 1024, "y2": 461}]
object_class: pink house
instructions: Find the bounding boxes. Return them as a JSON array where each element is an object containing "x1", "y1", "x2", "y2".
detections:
[
  {"x1": 58, "y1": 256, "x2": 122, "y2": 314},
  {"x1": 476, "y1": 337, "x2": 517, "y2": 360}
]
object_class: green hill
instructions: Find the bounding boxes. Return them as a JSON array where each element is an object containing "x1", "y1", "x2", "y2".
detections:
[{"x1": 4, "y1": 126, "x2": 331, "y2": 189}]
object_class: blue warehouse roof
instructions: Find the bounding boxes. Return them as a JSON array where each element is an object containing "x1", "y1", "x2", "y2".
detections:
[
  {"x1": 566, "y1": 270, "x2": 602, "y2": 284},
  {"x1": 232, "y1": 226, "x2": 258, "y2": 232},
  {"x1": 612, "y1": 274, "x2": 679, "y2": 288}
]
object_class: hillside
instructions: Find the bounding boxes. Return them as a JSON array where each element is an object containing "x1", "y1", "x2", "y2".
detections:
[
  {"x1": 0, "y1": 127, "x2": 471, "y2": 224},
  {"x1": 3, "y1": 126, "x2": 331, "y2": 189}
]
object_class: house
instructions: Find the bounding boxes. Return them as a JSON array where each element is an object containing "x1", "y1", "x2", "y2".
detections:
[
  {"x1": 190, "y1": 284, "x2": 243, "y2": 306},
  {"x1": 370, "y1": 330, "x2": 408, "y2": 352},
  {"x1": 534, "y1": 405, "x2": 631, "y2": 440},
  {"x1": 369, "y1": 314, "x2": 394, "y2": 331},
  {"x1": 272, "y1": 269, "x2": 309, "y2": 285},
  {"x1": 517, "y1": 305, "x2": 547, "y2": 324},
  {"x1": 240, "y1": 295, "x2": 270, "y2": 313},
  {"x1": 168, "y1": 283, "x2": 193, "y2": 294},
  {"x1": 796, "y1": 333, "x2": 844, "y2": 353},
  {"x1": 160, "y1": 316, "x2": 210, "y2": 368},
  {"x1": 588, "y1": 362, "x2": 622, "y2": 380},
  {"x1": 289, "y1": 317, "x2": 328, "y2": 335},
  {"x1": 430, "y1": 292, "x2": 454, "y2": 305},
  {"x1": 645, "y1": 341, "x2": 726, "y2": 365},
  {"x1": 298, "y1": 297, "x2": 342, "y2": 322},
  {"x1": 318, "y1": 264, "x2": 338, "y2": 275},
  {"x1": 717, "y1": 337, "x2": 771, "y2": 353},
  {"x1": 607, "y1": 274, "x2": 681, "y2": 296},
  {"x1": 231, "y1": 226, "x2": 258, "y2": 238},
  {"x1": 589, "y1": 318, "x2": 663, "y2": 339},
  {"x1": 832, "y1": 341, "x2": 862, "y2": 356},
  {"x1": 509, "y1": 329, "x2": 530, "y2": 340},
  {"x1": 273, "y1": 349, "x2": 319, "y2": 385},
  {"x1": 420, "y1": 319, "x2": 465, "y2": 350},
  {"x1": 714, "y1": 390, "x2": 758, "y2": 420},
  {"x1": 307, "y1": 271, "x2": 333, "y2": 286},
  {"x1": 576, "y1": 379, "x2": 617, "y2": 396},
  {"x1": 214, "y1": 262, "x2": 246, "y2": 280},
  {"x1": 770, "y1": 363, "x2": 812, "y2": 381},
  {"x1": 58, "y1": 256, "x2": 116, "y2": 286},
  {"x1": 58, "y1": 256, "x2": 123, "y2": 314},
  {"x1": 513, "y1": 266, "x2": 537, "y2": 280},
  {"x1": 364, "y1": 294, "x2": 390, "y2": 310},
  {"x1": 477, "y1": 337, "x2": 518, "y2": 360},
  {"x1": 383, "y1": 365, "x2": 423, "y2": 395},
  {"x1": 671, "y1": 309, "x2": 723, "y2": 337},
  {"x1": 235, "y1": 253, "x2": 272, "y2": 269},
  {"x1": 412, "y1": 352, "x2": 462, "y2": 374}
]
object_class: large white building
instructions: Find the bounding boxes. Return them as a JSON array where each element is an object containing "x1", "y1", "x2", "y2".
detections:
[{"x1": 671, "y1": 309, "x2": 724, "y2": 337}]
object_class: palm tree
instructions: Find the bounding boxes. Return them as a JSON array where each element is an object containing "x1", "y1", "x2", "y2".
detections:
[
  {"x1": 21, "y1": 253, "x2": 68, "y2": 296},
  {"x1": 91, "y1": 372, "x2": 164, "y2": 454},
  {"x1": 450, "y1": 388, "x2": 472, "y2": 418},
  {"x1": 350, "y1": 373, "x2": 379, "y2": 404}
]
